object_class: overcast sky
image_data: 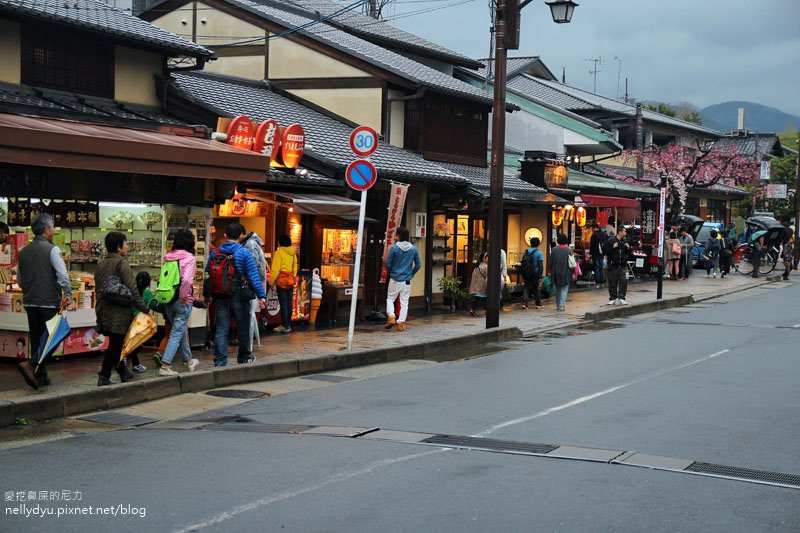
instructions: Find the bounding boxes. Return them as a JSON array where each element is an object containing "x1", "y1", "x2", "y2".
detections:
[{"x1": 383, "y1": 0, "x2": 800, "y2": 117}]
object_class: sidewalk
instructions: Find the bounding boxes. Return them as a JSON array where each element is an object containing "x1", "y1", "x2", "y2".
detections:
[{"x1": 0, "y1": 270, "x2": 790, "y2": 426}]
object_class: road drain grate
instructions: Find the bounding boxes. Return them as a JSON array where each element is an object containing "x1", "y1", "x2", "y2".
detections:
[
  {"x1": 685, "y1": 462, "x2": 800, "y2": 488},
  {"x1": 200, "y1": 422, "x2": 317, "y2": 434},
  {"x1": 78, "y1": 412, "x2": 158, "y2": 427},
  {"x1": 206, "y1": 389, "x2": 270, "y2": 399},
  {"x1": 422, "y1": 435, "x2": 557, "y2": 455}
]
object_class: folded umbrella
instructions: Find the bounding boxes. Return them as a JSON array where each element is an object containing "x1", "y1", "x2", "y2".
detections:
[
  {"x1": 121, "y1": 312, "x2": 157, "y2": 360},
  {"x1": 35, "y1": 312, "x2": 71, "y2": 373}
]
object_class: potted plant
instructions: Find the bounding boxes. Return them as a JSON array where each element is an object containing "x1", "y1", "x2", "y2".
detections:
[{"x1": 438, "y1": 276, "x2": 463, "y2": 312}]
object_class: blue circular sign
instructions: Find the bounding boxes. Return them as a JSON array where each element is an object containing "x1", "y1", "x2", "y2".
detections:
[{"x1": 346, "y1": 159, "x2": 378, "y2": 191}]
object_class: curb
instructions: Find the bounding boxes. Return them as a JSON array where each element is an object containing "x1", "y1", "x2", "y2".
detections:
[
  {"x1": 0, "y1": 326, "x2": 523, "y2": 428},
  {"x1": 584, "y1": 295, "x2": 695, "y2": 322}
]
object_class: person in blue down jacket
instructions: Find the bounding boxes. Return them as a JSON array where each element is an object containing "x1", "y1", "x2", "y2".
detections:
[
  {"x1": 384, "y1": 226, "x2": 421, "y2": 332},
  {"x1": 207, "y1": 223, "x2": 266, "y2": 366}
]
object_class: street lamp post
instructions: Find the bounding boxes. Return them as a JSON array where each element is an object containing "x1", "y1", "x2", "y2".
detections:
[{"x1": 486, "y1": 0, "x2": 577, "y2": 328}]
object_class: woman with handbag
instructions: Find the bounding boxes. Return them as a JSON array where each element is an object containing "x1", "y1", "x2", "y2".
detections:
[
  {"x1": 95, "y1": 231, "x2": 148, "y2": 386},
  {"x1": 666, "y1": 230, "x2": 682, "y2": 280},
  {"x1": 269, "y1": 235, "x2": 298, "y2": 334}
]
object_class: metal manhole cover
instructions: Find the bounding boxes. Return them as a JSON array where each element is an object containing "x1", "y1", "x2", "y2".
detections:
[
  {"x1": 302, "y1": 374, "x2": 357, "y2": 383},
  {"x1": 422, "y1": 434, "x2": 558, "y2": 455},
  {"x1": 78, "y1": 412, "x2": 158, "y2": 427},
  {"x1": 205, "y1": 389, "x2": 270, "y2": 399}
]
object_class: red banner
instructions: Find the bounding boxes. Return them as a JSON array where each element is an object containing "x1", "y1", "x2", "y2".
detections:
[{"x1": 379, "y1": 182, "x2": 410, "y2": 283}]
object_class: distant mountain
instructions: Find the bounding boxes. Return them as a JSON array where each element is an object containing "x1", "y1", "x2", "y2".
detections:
[{"x1": 701, "y1": 101, "x2": 800, "y2": 133}]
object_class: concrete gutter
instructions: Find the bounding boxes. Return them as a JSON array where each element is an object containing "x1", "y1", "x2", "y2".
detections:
[{"x1": 0, "y1": 326, "x2": 523, "y2": 428}]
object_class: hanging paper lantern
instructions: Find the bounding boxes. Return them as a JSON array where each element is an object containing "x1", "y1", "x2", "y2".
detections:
[
  {"x1": 552, "y1": 207, "x2": 563, "y2": 226},
  {"x1": 576, "y1": 206, "x2": 586, "y2": 227}
]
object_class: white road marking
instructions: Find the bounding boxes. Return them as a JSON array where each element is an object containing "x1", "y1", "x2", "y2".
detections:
[
  {"x1": 172, "y1": 449, "x2": 444, "y2": 532},
  {"x1": 476, "y1": 348, "x2": 733, "y2": 438},
  {"x1": 792, "y1": 323, "x2": 800, "y2": 328}
]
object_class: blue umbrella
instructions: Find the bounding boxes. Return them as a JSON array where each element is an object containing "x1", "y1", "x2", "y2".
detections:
[
  {"x1": 748, "y1": 230, "x2": 767, "y2": 244},
  {"x1": 34, "y1": 312, "x2": 71, "y2": 372}
]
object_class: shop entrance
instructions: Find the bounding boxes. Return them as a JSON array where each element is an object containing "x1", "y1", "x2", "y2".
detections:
[{"x1": 432, "y1": 213, "x2": 486, "y2": 287}]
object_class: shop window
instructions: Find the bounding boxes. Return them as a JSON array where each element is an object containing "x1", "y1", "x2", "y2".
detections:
[
  {"x1": 21, "y1": 27, "x2": 114, "y2": 97},
  {"x1": 707, "y1": 199, "x2": 727, "y2": 223},
  {"x1": 321, "y1": 228, "x2": 358, "y2": 285}
]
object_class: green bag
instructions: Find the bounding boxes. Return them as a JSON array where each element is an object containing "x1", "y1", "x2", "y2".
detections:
[
  {"x1": 542, "y1": 275, "x2": 553, "y2": 296},
  {"x1": 155, "y1": 260, "x2": 181, "y2": 305}
]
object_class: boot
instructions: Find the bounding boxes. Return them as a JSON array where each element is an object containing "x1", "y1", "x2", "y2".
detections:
[
  {"x1": 117, "y1": 365, "x2": 134, "y2": 383},
  {"x1": 384, "y1": 316, "x2": 396, "y2": 329},
  {"x1": 396, "y1": 322, "x2": 407, "y2": 332},
  {"x1": 97, "y1": 374, "x2": 112, "y2": 387}
]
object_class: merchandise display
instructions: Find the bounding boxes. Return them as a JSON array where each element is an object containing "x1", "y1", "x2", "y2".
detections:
[{"x1": 321, "y1": 228, "x2": 357, "y2": 285}]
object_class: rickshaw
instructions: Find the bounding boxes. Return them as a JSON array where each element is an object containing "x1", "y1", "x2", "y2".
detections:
[{"x1": 734, "y1": 216, "x2": 786, "y2": 275}]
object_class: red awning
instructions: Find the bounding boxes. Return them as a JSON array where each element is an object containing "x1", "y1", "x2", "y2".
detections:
[
  {"x1": 0, "y1": 113, "x2": 268, "y2": 182},
  {"x1": 581, "y1": 194, "x2": 638, "y2": 209}
]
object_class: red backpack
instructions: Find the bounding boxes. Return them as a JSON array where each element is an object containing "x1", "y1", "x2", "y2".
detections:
[{"x1": 207, "y1": 253, "x2": 237, "y2": 298}]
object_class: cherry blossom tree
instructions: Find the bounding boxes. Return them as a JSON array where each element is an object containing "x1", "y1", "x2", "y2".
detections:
[{"x1": 603, "y1": 142, "x2": 759, "y2": 220}]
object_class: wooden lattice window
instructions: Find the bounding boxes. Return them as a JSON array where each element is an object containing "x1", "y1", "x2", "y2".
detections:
[{"x1": 21, "y1": 27, "x2": 114, "y2": 97}]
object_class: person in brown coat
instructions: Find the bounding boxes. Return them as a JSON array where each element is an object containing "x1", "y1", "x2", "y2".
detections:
[
  {"x1": 468, "y1": 252, "x2": 489, "y2": 317},
  {"x1": 94, "y1": 231, "x2": 148, "y2": 386}
]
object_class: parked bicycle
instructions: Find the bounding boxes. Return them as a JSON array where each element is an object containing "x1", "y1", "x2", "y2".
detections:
[{"x1": 733, "y1": 242, "x2": 780, "y2": 275}]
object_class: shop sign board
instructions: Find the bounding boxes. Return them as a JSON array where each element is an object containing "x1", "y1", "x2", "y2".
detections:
[
  {"x1": 760, "y1": 161, "x2": 771, "y2": 180},
  {"x1": 275, "y1": 124, "x2": 306, "y2": 169},
  {"x1": 349, "y1": 126, "x2": 379, "y2": 158},
  {"x1": 253, "y1": 119, "x2": 280, "y2": 160},
  {"x1": 6, "y1": 200, "x2": 99, "y2": 229},
  {"x1": 345, "y1": 160, "x2": 378, "y2": 191},
  {"x1": 765, "y1": 184, "x2": 788, "y2": 199},
  {"x1": 657, "y1": 187, "x2": 666, "y2": 258},
  {"x1": 640, "y1": 197, "x2": 658, "y2": 246},
  {"x1": 226, "y1": 116, "x2": 255, "y2": 150},
  {"x1": 379, "y1": 183, "x2": 410, "y2": 283},
  {"x1": 0, "y1": 330, "x2": 28, "y2": 358}
]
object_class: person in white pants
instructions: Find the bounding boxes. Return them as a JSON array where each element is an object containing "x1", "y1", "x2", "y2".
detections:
[{"x1": 384, "y1": 226, "x2": 421, "y2": 332}]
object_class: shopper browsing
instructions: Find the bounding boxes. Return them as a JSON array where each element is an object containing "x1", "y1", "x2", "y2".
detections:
[{"x1": 268, "y1": 235, "x2": 298, "y2": 334}]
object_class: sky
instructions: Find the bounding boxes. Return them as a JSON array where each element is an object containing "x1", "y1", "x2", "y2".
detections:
[{"x1": 377, "y1": 0, "x2": 800, "y2": 117}]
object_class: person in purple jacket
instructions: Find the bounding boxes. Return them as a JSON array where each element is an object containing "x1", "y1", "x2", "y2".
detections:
[{"x1": 207, "y1": 223, "x2": 266, "y2": 366}]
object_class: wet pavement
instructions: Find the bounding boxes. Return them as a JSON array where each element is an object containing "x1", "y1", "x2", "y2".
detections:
[{"x1": 0, "y1": 271, "x2": 790, "y2": 401}]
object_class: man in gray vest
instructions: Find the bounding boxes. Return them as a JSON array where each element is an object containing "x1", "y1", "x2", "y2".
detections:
[{"x1": 17, "y1": 213, "x2": 72, "y2": 389}]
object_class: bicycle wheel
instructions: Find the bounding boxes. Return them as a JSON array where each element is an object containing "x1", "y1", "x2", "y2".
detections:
[
  {"x1": 734, "y1": 246, "x2": 755, "y2": 275},
  {"x1": 758, "y1": 246, "x2": 779, "y2": 274}
]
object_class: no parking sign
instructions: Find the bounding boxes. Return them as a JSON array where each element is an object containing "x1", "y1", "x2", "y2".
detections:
[{"x1": 345, "y1": 159, "x2": 378, "y2": 191}]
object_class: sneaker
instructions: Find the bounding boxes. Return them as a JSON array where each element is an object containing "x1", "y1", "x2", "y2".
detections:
[
  {"x1": 396, "y1": 322, "x2": 407, "y2": 332},
  {"x1": 274, "y1": 325, "x2": 287, "y2": 333},
  {"x1": 97, "y1": 375, "x2": 112, "y2": 387},
  {"x1": 713, "y1": 272, "x2": 716, "y2": 278},
  {"x1": 117, "y1": 366, "x2": 134, "y2": 383},
  {"x1": 17, "y1": 362, "x2": 39, "y2": 390},
  {"x1": 384, "y1": 316, "x2": 396, "y2": 329},
  {"x1": 469, "y1": 309, "x2": 476, "y2": 317},
  {"x1": 133, "y1": 364, "x2": 147, "y2": 374},
  {"x1": 187, "y1": 359, "x2": 199, "y2": 372},
  {"x1": 158, "y1": 365, "x2": 179, "y2": 377},
  {"x1": 618, "y1": 299, "x2": 628, "y2": 305},
  {"x1": 152, "y1": 352, "x2": 163, "y2": 365},
  {"x1": 521, "y1": 302, "x2": 528, "y2": 310},
  {"x1": 608, "y1": 299, "x2": 617, "y2": 306},
  {"x1": 282, "y1": 327, "x2": 292, "y2": 334},
  {"x1": 535, "y1": 305, "x2": 543, "y2": 309}
]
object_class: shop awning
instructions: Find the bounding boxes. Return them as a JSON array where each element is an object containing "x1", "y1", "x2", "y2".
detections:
[
  {"x1": 247, "y1": 191, "x2": 361, "y2": 216},
  {"x1": 0, "y1": 113, "x2": 268, "y2": 182},
  {"x1": 581, "y1": 194, "x2": 638, "y2": 208}
]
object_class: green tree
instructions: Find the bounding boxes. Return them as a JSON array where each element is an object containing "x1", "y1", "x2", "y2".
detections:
[
  {"x1": 675, "y1": 102, "x2": 703, "y2": 125},
  {"x1": 766, "y1": 150, "x2": 798, "y2": 221},
  {"x1": 644, "y1": 102, "x2": 677, "y2": 117}
]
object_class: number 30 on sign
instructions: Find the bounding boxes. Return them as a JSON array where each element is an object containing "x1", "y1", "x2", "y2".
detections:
[{"x1": 349, "y1": 126, "x2": 378, "y2": 158}]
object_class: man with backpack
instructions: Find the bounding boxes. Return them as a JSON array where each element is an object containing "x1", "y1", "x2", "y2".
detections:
[
  {"x1": 589, "y1": 223, "x2": 607, "y2": 288},
  {"x1": 206, "y1": 223, "x2": 266, "y2": 366},
  {"x1": 520, "y1": 236, "x2": 544, "y2": 310}
]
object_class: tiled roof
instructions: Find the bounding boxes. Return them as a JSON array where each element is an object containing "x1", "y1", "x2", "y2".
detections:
[
  {"x1": 510, "y1": 74, "x2": 722, "y2": 136},
  {"x1": 586, "y1": 163, "x2": 747, "y2": 198},
  {"x1": 475, "y1": 57, "x2": 557, "y2": 83},
  {"x1": 281, "y1": 0, "x2": 482, "y2": 69},
  {"x1": 267, "y1": 167, "x2": 341, "y2": 187},
  {"x1": 436, "y1": 161, "x2": 570, "y2": 205},
  {"x1": 0, "y1": 0, "x2": 212, "y2": 57},
  {"x1": 169, "y1": 72, "x2": 469, "y2": 185},
  {"x1": 0, "y1": 81, "x2": 191, "y2": 126},
  {"x1": 225, "y1": 0, "x2": 492, "y2": 106},
  {"x1": 713, "y1": 134, "x2": 784, "y2": 160},
  {"x1": 567, "y1": 169, "x2": 659, "y2": 197}
]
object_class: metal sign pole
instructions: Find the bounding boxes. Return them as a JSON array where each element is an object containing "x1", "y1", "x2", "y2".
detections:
[
  {"x1": 657, "y1": 179, "x2": 666, "y2": 300},
  {"x1": 347, "y1": 189, "x2": 368, "y2": 351}
]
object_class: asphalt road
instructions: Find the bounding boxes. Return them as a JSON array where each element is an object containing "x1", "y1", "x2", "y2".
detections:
[{"x1": 2, "y1": 283, "x2": 799, "y2": 532}]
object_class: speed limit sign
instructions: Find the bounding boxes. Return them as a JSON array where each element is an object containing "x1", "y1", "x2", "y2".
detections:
[{"x1": 349, "y1": 126, "x2": 379, "y2": 158}]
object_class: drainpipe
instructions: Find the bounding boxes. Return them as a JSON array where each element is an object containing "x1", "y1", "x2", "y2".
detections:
[{"x1": 384, "y1": 87, "x2": 425, "y2": 145}]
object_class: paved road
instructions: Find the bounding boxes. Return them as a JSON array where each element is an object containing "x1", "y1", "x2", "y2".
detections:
[{"x1": 2, "y1": 283, "x2": 799, "y2": 532}]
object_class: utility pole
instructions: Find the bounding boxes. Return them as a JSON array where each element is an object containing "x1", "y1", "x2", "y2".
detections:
[
  {"x1": 635, "y1": 103, "x2": 644, "y2": 179},
  {"x1": 614, "y1": 56, "x2": 622, "y2": 100},
  {"x1": 368, "y1": 0, "x2": 378, "y2": 19},
  {"x1": 486, "y1": 0, "x2": 508, "y2": 329},
  {"x1": 795, "y1": 134, "x2": 799, "y2": 268}
]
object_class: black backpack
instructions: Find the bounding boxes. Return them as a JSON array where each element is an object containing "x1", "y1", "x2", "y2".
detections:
[
  {"x1": 520, "y1": 249, "x2": 537, "y2": 280},
  {"x1": 706, "y1": 239, "x2": 721, "y2": 258}
]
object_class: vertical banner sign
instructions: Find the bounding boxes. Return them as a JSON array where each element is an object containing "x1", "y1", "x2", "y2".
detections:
[
  {"x1": 379, "y1": 183, "x2": 410, "y2": 283},
  {"x1": 640, "y1": 198, "x2": 658, "y2": 246},
  {"x1": 657, "y1": 187, "x2": 666, "y2": 258},
  {"x1": 760, "y1": 161, "x2": 771, "y2": 180}
]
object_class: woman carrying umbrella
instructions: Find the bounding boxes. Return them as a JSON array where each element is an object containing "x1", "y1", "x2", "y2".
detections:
[{"x1": 95, "y1": 231, "x2": 148, "y2": 386}]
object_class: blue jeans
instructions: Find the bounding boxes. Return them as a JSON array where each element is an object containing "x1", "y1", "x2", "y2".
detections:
[
  {"x1": 277, "y1": 287, "x2": 293, "y2": 328},
  {"x1": 162, "y1": 301, "x2": 192, "y2": 365},
  {"x1": 593, "y1": 256, "x2": 605, "y2": 285},
  {"x1": 214, "y1": 293, "x2": 252, "y2": 366},
  {"x1": 554, "y1": 285, "x2": 569, "y2": 308}
]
